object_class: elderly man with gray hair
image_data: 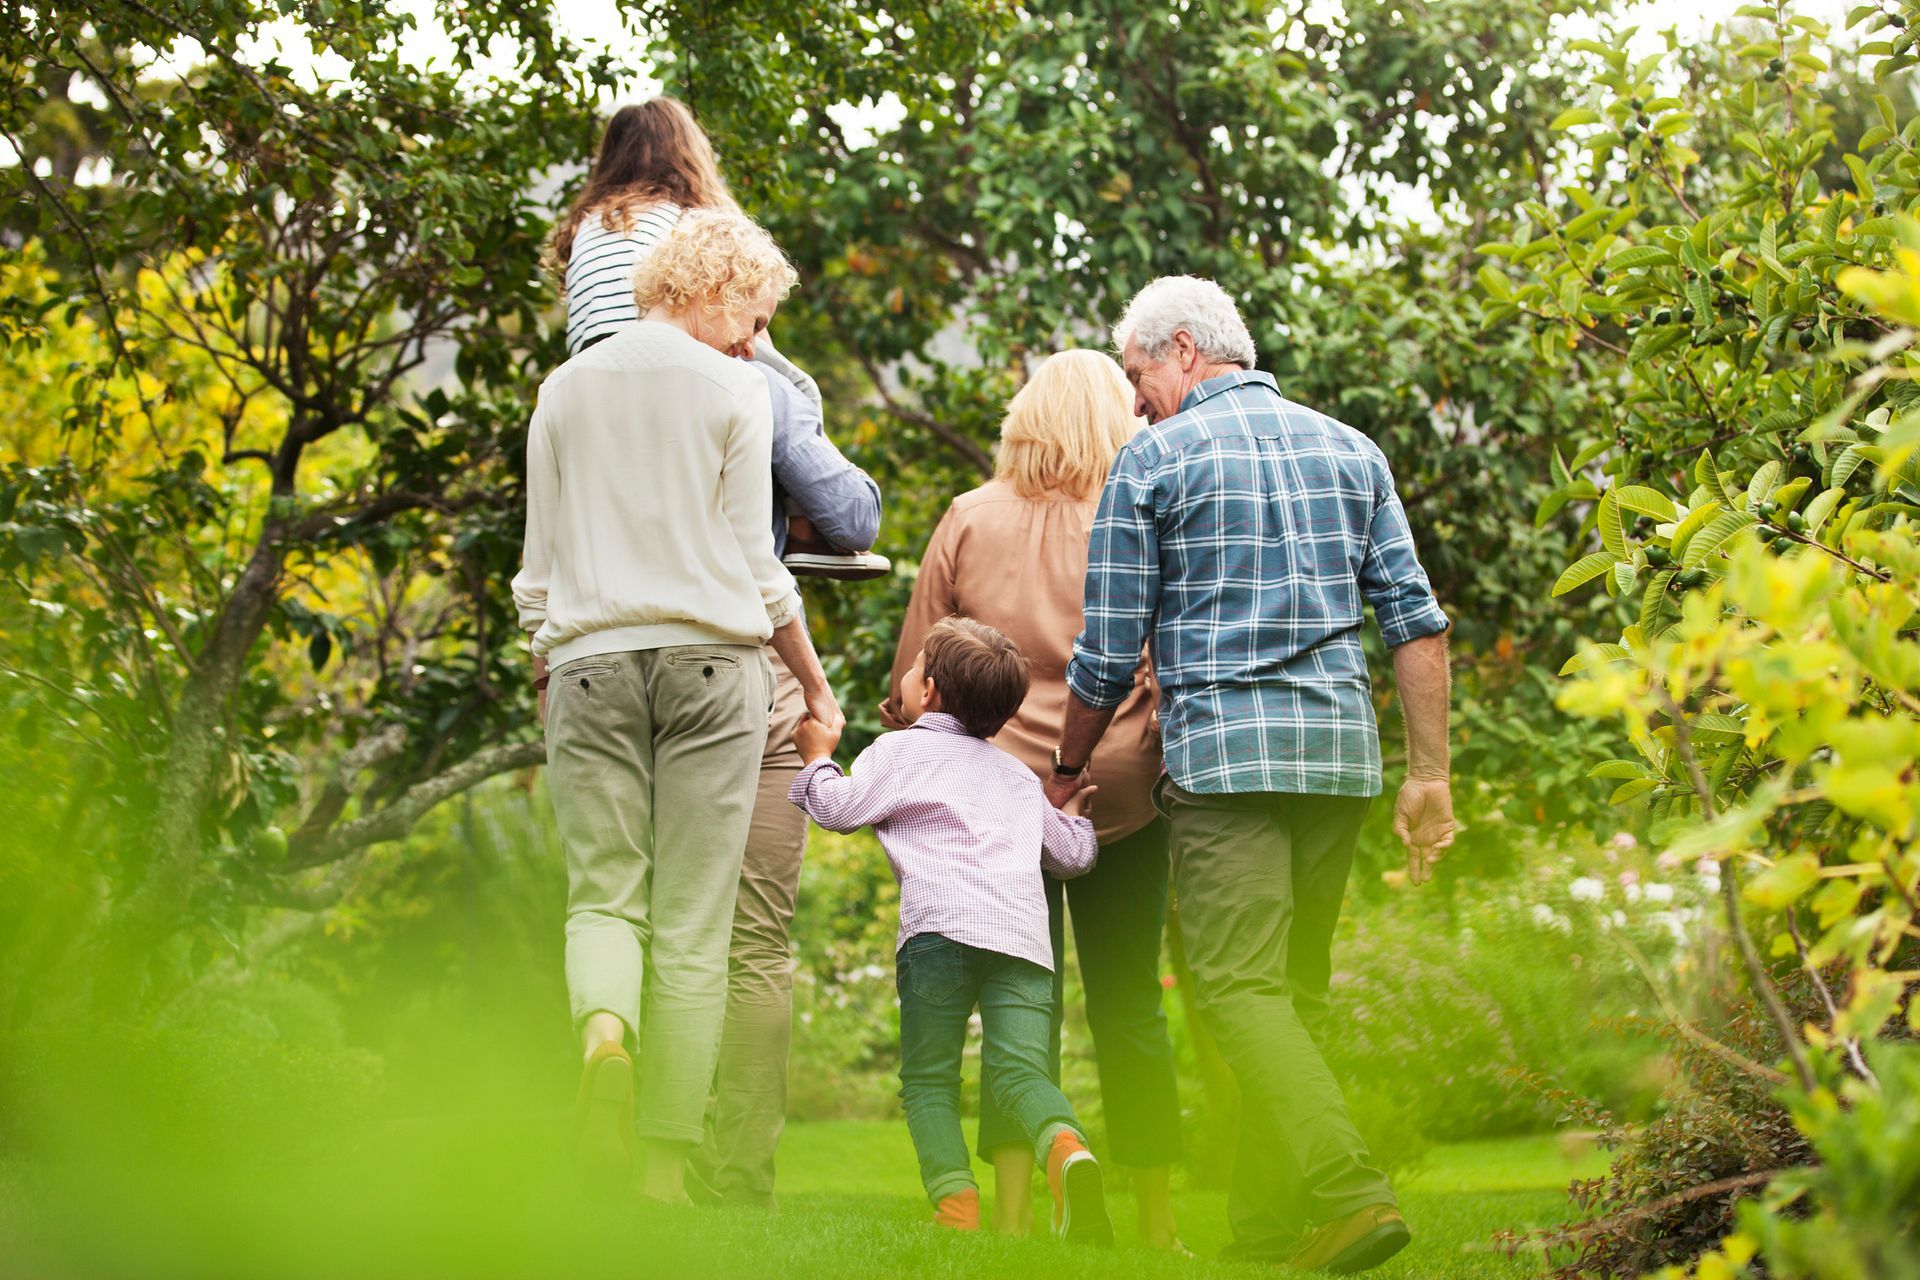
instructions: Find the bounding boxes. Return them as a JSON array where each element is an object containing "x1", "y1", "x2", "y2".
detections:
[{"x1": 1044, "y1": 275, "x2": 1454, "y2": 1272}]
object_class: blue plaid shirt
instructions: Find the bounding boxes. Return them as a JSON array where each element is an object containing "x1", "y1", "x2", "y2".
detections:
[{"x1": 1066, "y1": 371, "x2": 1449, "y2": 798}]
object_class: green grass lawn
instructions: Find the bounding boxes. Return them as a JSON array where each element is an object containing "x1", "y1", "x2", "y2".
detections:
[{"x1": 3, "y1": 1109, "x2": 1602, "y2": 1279}]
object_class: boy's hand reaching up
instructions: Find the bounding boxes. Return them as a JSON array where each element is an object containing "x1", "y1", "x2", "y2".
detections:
[
  {"x1": 793, "y1": 713, "x2": 843, "y2": 764},
  {"x1": 1060, "y1": 783, "x2": 1098, "y2": 821}
]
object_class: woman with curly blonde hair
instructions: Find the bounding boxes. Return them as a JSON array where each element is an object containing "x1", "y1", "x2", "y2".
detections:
[
  {"x1": 514, "y1": 208, "x2": 845, "y2": 1205},
  {"x1": 883, "y1": 350, "x2": 1186, "y2": 1248}
]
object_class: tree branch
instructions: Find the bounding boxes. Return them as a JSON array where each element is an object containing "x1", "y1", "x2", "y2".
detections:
[
  {"x1": 839, "y1": 330, "x2": 994, "y2": 477},
  {"x1": 1663, "y1": 690, "x2": 1819, "y2": 1094},
  {"x1": 284, "y1": 738, "x2": 545, "y2": 870}
]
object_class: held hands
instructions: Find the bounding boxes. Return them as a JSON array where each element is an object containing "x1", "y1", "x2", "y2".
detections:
[
  {"x1": 804, "y1": 684, "x2": 844, "y2": 737},
  {"x1": 1059, "y1": 783, "x2": 1098, "y2": 820},
  {"x1": 1393, "y1": 774, "x2": 1456, "y2": 886},
  {"x1": 793, "y1": 712, "x2": 843, "y2": 764},
  {"x1": 1044, "y1": 768, "x2": 1093, "y2": 813},
  {"x1": 794, "y1": 681, "x2": 846, "y2": 764}
]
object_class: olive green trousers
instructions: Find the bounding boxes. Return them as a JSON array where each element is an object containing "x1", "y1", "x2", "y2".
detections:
[{"x1": 1160, "y1": 782, "x2": 1395, "y2": 1253}]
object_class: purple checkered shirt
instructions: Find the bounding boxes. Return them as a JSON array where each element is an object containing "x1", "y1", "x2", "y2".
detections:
[{"x1": 788, "y1": 711, "x2": 1098, "y2": 972}]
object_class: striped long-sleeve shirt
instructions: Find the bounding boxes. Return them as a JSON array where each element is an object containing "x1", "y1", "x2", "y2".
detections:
[
  {"x1": 1065, "y1": 371, "x2": 1449, "y2": 798},
  {"x1": 563, "y1": 203, "x2": 683, "y2": 356}
]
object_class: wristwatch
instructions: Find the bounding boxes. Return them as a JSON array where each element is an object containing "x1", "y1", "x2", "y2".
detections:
[{"x1": 1052, "y1": 747, "x2": 1086, "y2": 777}]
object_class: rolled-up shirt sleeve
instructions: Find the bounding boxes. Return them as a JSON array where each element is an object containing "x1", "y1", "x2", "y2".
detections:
[
  {"x1": 1359, "y1": 456, "x2": 1450, "y2": 648},
  {"x1": 1040, "y1": 807, "x2": 1098, "y2": 879},
  {"x1": 722, "y1": 378, "x2": 803, "y2": 630},
  {"x1": 509, "y1": 399, "x2": 557, "y2": 637},
  {"x1": 789, "y1": 745, "x2": 899, "y2": 831},
  {"x1": 1066, "y1": 445, "x2": 1159, "y2": 710},
  {"x1": 764, "y1": 368, "x2": 882, "y2": 553}
]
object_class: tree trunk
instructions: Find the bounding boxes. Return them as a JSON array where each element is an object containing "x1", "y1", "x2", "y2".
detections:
[{"x1": 103, "y1": 530, "x2": 288, "y2": 1005}]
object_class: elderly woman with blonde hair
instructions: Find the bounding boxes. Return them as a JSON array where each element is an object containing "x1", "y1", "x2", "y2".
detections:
[
  {"x1": 513, "y1": 208, "x2": 843, "y2": 1203},
  {"x1": 883, "y1": 350, "x2": 1184, "y2": 1247}
]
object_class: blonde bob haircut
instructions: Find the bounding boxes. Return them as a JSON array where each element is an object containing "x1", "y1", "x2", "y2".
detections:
[
  {"x1": 632, "y1": 208, "x2": 798, "y2": 319},
  {"x1": 995, "y1": 349, "x2": 1143, "y2": 500}
]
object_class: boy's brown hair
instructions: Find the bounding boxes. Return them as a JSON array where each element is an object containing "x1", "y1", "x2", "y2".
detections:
[{"x1": 922, "y1": 617, "x2": 1031, "y2": 739}]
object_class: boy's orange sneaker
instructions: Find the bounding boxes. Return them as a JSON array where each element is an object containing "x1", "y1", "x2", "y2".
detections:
[
  {"x1": 933, "y1": 1187, "x2": 981, "y2": 1231},
  {"x1": 1045, "y1": 1130, "x2": 1112, "y2": 1246}
]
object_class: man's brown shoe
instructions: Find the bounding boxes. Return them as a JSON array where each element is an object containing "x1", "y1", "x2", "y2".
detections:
[
  {"x1": 1287, "y1": 1204, "x2": 1411, "y2": 1274},
  {"x1": 572, "y1": 1040, "x2": 634, "y2": 1195}
]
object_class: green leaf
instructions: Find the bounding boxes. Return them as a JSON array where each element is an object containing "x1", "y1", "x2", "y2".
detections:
[
  {"x1": 1614, "y1": 485, "x2": 1678, "y2": 520},
  {"x1": 1831, "y1": 445, "x2": 1869, "y2": 490},
  {"x1": 308, "y1": 629, "x2": 333, "y2": 672},
  {"x1": 1670, "y1": 499, "x2": 1722, "y2": 557},
  {"x1": 1590, "y1": 759, "x2": 1652, "y2": 780},
  {"x1": 1608, "y1": 245, "x2": 1676, "y2": 270},
  {"x1": 1610, "y1": 778, "x2": 1659, "y2": 805},
  {"x1": 1564, "y1": 206, "x2": 1609, "y2": 239},
  {"x1": 1552, "y1": 551, "x2": 1620, "y2": 597},
  {"x1": 1598, "y1": 489, "x2": 1626, "y2": 556},
  {"x1": 1694, "y1": 450, "x2": 1720, "y2": 490},
  {"x1": 1549, "y1": 107, "x2": 1602, "y2": 131},
  {"x1": 1641, "y1": 569, "x2": 1676, "y2": 632},
  {"x1": 1803, "y1": 486, "x2": 1846, "y2": 537},
  {"x1": 1747, "y1": 460, "x2": 1783, "y2": 506},
  {"x1": 1744, "y1": 852, "x2": 1822, "y2": 910},
  {"x1": 1560, "y1": 643, "x2": 1630, "y2": 676},
  {"x1": 1691, "y1": 713, "x2": 1748, "y2": 741},
  {"x1": 1682, "y1": 509, "x2": 1759, "y2": 567},
  {"x1": 1569, "y1": 438, "x2": 1612, "y2": 471}
]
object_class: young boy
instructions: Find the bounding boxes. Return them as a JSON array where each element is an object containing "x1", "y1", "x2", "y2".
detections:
[{"x1": 788, "y1": 617, "x2": 1112, "y2": 1244}]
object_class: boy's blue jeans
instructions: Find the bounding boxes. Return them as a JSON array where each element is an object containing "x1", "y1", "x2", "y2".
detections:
[{"x1": 895, "y1": 932, "x2": 1082, "y2": 1204}]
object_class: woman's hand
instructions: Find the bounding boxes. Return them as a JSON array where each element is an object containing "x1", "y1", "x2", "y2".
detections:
[
  {"x1": 803, "y1": 684, "x2": 844, "y2": 739},
  {"x1": 531, "y1": 640, "x2": 549, "y2": 731}
]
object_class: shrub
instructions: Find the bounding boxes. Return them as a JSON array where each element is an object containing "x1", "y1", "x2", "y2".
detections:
[
  {"x1": 1728, "y1": 1041, "x2": 1920, "y2": 1280},
  {"x1": 1525, "y1": 976, "x2": 1823, "y2": 1279},
  {"x1": 1481, "y1": 5, "x2": 1920, "y2": 1272}
]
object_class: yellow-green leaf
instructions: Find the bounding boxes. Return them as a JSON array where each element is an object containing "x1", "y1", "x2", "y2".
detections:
[
  {"x1": 1743, "y1": 852, "x2": 1821, "y2": 909},
  {"x1": 1553, "y1": 551, "x2": 1620, "y2": 596},
  {"x1": 1615, "y1": 485, "x2": 1678, "y2": 520}
]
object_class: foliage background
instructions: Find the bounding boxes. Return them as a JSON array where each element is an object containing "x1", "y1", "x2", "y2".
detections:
[{"x1": 5, "y1": 1, "x2": 1920, "y2": 1277}]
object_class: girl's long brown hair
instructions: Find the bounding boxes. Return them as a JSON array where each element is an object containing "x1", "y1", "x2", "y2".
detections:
[{"x1": 548, "y1": 96, "x2": 736, "y2": 278}]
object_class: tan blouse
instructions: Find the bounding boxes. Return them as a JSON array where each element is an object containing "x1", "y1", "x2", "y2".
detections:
[{"x1": 887, "y1": 479, "x2": 1161, "y2": 844}]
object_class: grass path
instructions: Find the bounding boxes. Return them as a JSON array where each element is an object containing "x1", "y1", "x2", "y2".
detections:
[
  {"x1": 763, "y1": 1122, "x2": 1598, "y2": 1277},
  {"x1": 5, "y1": 1115, "x2": 1601, "y2": 1279}
]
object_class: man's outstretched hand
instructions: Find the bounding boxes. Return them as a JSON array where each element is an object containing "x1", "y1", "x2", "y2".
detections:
[{"x1": 1393, "y1": 774, "x2": 1455, "y2": 886}]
